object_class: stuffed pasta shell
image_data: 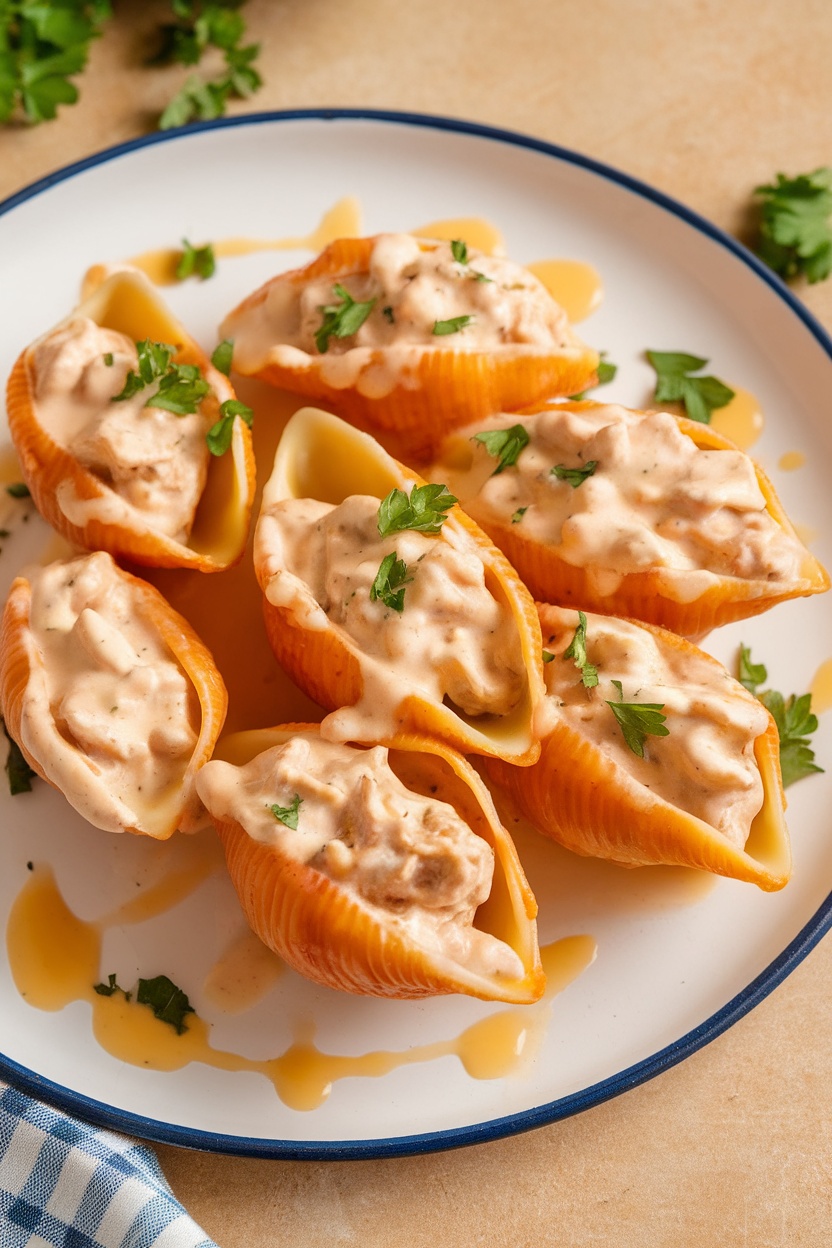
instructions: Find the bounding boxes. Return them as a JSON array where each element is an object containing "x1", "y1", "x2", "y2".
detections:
[
  {"x1": 6, "y1": 267, "x2": 255, "y2": 572},
  {"x1": 253, "y1": 406, "x2": 545, "y2": 764},
  {"x1": 220, "y1": 233, "x2": 599, "y2": 460},
  {"x1": 197, "y1": 725, "x2": 544, "y2": 1002},
  {"x1": 431, "y1": 400, "x2": 828, "y2": 636},
  {"x1": 486, "y1": 604, "x2": 790, "y2": 890}
]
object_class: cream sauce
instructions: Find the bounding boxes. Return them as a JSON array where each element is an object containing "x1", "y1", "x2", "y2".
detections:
[
  {"x1": 16, "y1": 552, "x2": 201, "y2": 837},
  {"x1": 433, "y1": 404, "x2": 811, "y2": 600},
  {"x1": 32, "y1": 318, "x2": 212, "y2": 544},
  {"x1": 538, "y1": 607, "x2": 769, "y2": 846},
  {"x1": 197, "y1": 735, "x2": 522, "y2": 980},
  {"x1": 6, "y1": 863, "x2": 594, "y2": 1110},
  {"x1": 255, "y1": 491, "x2": 526, "y2": 740},
  {"x1": 221, "y1": 233, "x2": 586, "y2": 398}
]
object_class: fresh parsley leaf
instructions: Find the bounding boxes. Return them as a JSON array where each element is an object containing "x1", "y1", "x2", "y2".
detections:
[
  {"x1": 377, "y1": 483, "x2": 457, "y2": 537},
  {"x1": 737, "y1": 644, "x2": 823, "y2": 787},
  {"x1": 737, "y1": 643, "x2": 768, "y2": 696},
  {"x1": 563, "y1": 611, "x2": 599, "y2": 689},
  {"x1": 206, "y1": 398, "x2": 254, "y2": 456},
  {"x1": 542, "y1": 650, "x2": 555, "y2": 664},
  {"x1": 93, "y1": 972, "x2": 131, "y2": 1000},
  {"x1": 5, "y1": 482, "x2": 30, "y2": 499},
  {"x1": 753, "y1": 168, "x2": 832, "y2": 284},
  {"x1": 0, "y1": 2, "x2": 112, "y2": 125},
  {"x1": 154, "y1": 3, "x2": 262, "y2": 130},
  {"x1": 3, "y1": 721, "x2": 35, "y2": 795},
  {"x1": 111, "y1": 340, "x2": 210, "y2": 416},
  {"x1": 471, "y1": 424, "x2": 530, "y2": 475},
  {"x1": 270, "y1": 794, "x2": 303, "y2": 829},
  {"x1": 606, "y1": 679, "x2": 669, "y2": 759},
  {"x1": 136, "y1": 974, "x2": 195, "y2": 1034},
  {"x1": 433, "y1": 315, "x2": 474, "y2": 336},
  {"x1": 370, "y1": 552, "x2": 413, "y2": 613},
  {"x1": 511, "y1": 506, "x2": 528, "y2": 524},
  {"x1": 551, "y1": 460, "x2": 598, "y2": 488},
  {"x1": 646, "y1": 350, "x2": 735, "y2": 425},
  {"x1": 315, "y1": 283, "x2": 376, "y2": 353},
  {"x1": 451, "y1": 238, "x2": 468, "y2": 264},
  {"x1": 176, "y1": 237, "x2": 216, "y2": 281},
  {"x1": 102, "y1": 352, "x2": 114, "y2": 366},
  {"x1": 211, "y1": 339, "x2": 234, "y2": 376}
]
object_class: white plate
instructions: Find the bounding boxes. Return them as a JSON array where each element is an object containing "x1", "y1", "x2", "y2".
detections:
[{"x1": 2, "y1": 111, "x2": 831, "y2": 1159}]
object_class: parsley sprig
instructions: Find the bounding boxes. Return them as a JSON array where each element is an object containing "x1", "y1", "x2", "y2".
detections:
[
  {"x1": 563, "y1": 612, "x2": 599, "y2": 689},
  {"x1": 753, "y1": 168, "x2": 832, "y2": 284},
  {"x1": 738, "y1": 644, "x2": 823, "y2": 788},
  {"x1": 176, "y1": 238, "x2": 216, "y2": 281},
  {"x1": 156, "y1": 1, "x2": 262, "y2": 130},
  {"x1": 206, "y1": 399, "x2": 254, "y2": 455},
  {"x1": 0, "y1": 1, "x2": 112, "y2": 125},
  {"x1": 315, "y1": 284, "x2": 376, "y2": 354},
  {"x1": 471, "y1": 424, "x2": 530, "y2": 476},
  {"x1": 606, "y1": 679, "x2": 669, "y2": 759},
  {"x1": 377, "y1": 484, "x2": 457, "y2": 538},
  {"x1": 369, "y1": 552, "x2": 413, "y2": 612},
  {"x1": 646, "y1": 350, "x2": 735, "y2": 425},
  {"x1": 111, "y1": 339, "x2": 210, "y2": 415}
]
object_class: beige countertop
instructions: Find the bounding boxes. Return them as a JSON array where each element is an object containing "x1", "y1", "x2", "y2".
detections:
[{"x1": 2, "y1": 2, "x2": 832, "y2": 1244}]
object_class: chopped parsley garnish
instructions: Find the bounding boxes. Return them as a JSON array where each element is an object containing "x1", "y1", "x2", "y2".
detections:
[
  {"x1": 211, "y1": 339, "x2": 234, "y2": 376},
  {"x1": 3, "y1": 721, "x2": 35, "y2": 795},
  {"x1": 136, "y1": 974, "x2": 195, "y2": 1034},
  {"x1": 315, "y1": 283, "x2": 376, "y2": 353},
  {"x1": 5, "y1": 482, "x2": 30, "y2": 499},
  {"x1": 606, "y1": 679, "x2": 669, "y2": 759},
  {"x1": 176, "y1": 238, "x2": 216, "y2": 281},
  {"x1": 377, "y1": 483, "x2": 457, "y2": 537},
  {"x1": 206, "y1": 398, "x2": 254, "y2": 456},
  {"x1": 551, "y1": 460, "x2": 598, "y2": 488},
  {"x1": 753, "y1": 168, "x2": 832, "y2": 284},
  {"x1": 111, "y1": 339, "x2": 210, "y2": 415},
  {"x1": 471, "y1": 424, "x2": 530, "y2": 476},
  {"x1": 646, "y1": 350, "x2": 735, "y2": 425},
  {"x1": 451, "y1": 239, "x2": 468, "y2": 264},
  {"x1": 103, "y1": 352, "x2": 114, "y2": 366},
  {"x1": 511, "y1": 507, "x2": 528, "y2": 524},
  {"x1": 370, "y1": 552, "x2": 413, "y2": 612},
  {"x1": 93, "y1": 973, "x2": 131, "y2": 1000},
  {"x1": 433, "y1": 315, "x2": 474, "y2": 336},
  {"x1": 93, "y1": 971, "x2": 195, "y2": 1034},
  {"x1": 542, "y1": 650, "x2": 556, "y2": 664},
  {"x1": 270, "y1": 794, "x2": 303, "y2": 829},
  {"x1": 737, "y1": 644, "x2": 823, "y2": 787},
  {"x1": 563, "y1": 611, "x2": 599, "y2": 689}
]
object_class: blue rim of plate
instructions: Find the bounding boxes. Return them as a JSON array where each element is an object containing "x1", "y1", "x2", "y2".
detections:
[{"x1": 1, "y1": 107, "x2": 831, "y2": 1161}]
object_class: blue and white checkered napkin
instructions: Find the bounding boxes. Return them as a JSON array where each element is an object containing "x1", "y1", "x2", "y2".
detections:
[{"x1": 0, "y1": 1081, "x2": 218, "y2": 1248}]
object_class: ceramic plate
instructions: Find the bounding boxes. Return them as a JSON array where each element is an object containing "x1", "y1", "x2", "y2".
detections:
[{"x1": 1, "y1": 111, "x2": 831, "y2": 1159}]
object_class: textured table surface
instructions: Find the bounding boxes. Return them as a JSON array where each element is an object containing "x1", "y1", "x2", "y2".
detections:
[{"x1": 2, "y1": 2, "x2": 832, "y2": 1244}]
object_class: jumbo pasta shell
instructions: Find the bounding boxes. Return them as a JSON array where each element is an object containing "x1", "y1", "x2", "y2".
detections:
[
  {"x1": 220, "y1": 235, "x2": 599, "y2": 461},
  {"x1": 431, "y1": 401, "x2": 829, "y2": 637},
  {"x1": 254, "y1": 406, "x2": 545, "y2": 764},
  {"x1": 198, "y1": 725, "x2": 544, "y2": 1002},
  {"x1": 485, "y1": 605, "x2": 790, "y2": 891},
  {"x1": 6, "y1": 267, "x2": 255, "y2": 572},
  {"x1": 0, "y1": 551, "x2": 227, "y2": 838}
]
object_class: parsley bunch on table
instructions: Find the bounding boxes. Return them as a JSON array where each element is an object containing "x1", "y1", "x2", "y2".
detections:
[
  {"x1": 753, "y1": 168, "x2": 832, "y2": 285},
  {"x1": 154, "y1": 0, "x2": 262, "y2": 130},
  {"x1": 0, "y1": 0, "x2": 112, "y2": 124}
]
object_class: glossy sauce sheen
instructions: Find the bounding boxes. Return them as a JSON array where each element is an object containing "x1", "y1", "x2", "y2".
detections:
[{"x1": 6, "y1": 865, "x2": 595, "y2": 1111}]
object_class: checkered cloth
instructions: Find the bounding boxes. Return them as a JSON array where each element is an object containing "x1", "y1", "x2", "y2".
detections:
[{"x1": 0, "y1": 1081, "x2": 218, "y2": 1247}]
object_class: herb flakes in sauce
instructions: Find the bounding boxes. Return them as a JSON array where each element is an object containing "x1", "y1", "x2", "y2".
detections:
[
  {"x1": 551, "y1": 460, "x2": 598, "y2": 488},
  {"x1": 471, "y1": 424, "x2": 530, "y2": 476},
  {"x1": 606, "y1": 679, "x2": 669, "y2": 759},
  {"x1": 369, "y1": 551, "x2": 413, "y2": 613},
  {"x1": 270, "y1": 794, "x2": 303, "y2": 830},
  {"x1": 433, "y1": 315, "x2": 475, "y2": 336},
  {"x1": 315, "y1": 284, "x2": 376, "y2": 353}
]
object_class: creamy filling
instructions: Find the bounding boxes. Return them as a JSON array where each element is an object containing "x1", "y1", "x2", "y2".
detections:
[
  {"x1": 538, "y1": 607, "x2": 770, "y2": 846},
  {"x1": 434, "y1": 405, "x2": 809, "y2": 598},
  {"x1": 222, "y1": 233, "x2": 580, "y2": 395},
  {"x1": 196, "y1": 735, "x2": 523, "y2": 979},
  {"x1": 32, "y1": 317, "x2": 211, "y2": 544},
  {"x1": 19, "y1": 551, "x2": 199, "y2": 833},
  {"x1": 255, "y1": 492, "x2": 526, "y2": 737}
]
